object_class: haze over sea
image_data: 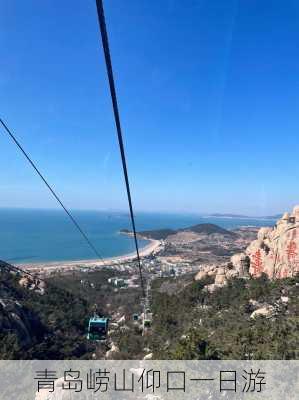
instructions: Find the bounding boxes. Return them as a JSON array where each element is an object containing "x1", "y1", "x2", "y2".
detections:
[{"x1": 0, "y1": 208, "x2": 276, "y2": 264}]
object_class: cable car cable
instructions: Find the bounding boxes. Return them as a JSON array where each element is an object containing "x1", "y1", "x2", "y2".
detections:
[
  {"x1": 0, "y1": 117, "x2": 103, "y2": 261},
  {"x1": 95, "y1": 0, "x2": 145, "y2": 297}
]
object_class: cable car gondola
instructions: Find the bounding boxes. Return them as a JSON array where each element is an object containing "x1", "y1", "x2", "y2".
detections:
[{"x1": 87, "y1": 316, "x2": 109, "y2": 341}]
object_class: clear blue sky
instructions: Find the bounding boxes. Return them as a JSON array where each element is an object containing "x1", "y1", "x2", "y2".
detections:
[{"x1": 1, "y1": 0, "x2": 299, "y2": 216}]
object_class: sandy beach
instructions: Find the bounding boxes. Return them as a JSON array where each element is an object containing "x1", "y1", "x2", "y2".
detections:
[{"x1": 18, "y1": 238, "x2": 161, "y2": 275}]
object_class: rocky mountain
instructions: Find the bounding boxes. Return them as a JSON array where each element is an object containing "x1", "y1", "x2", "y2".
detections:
[
  {"x1": 195, "y1": 205, "x2": 299, "y2": 292},
  {"x1": 246, "y1": 206, "x2": 299, "y2": 279}
]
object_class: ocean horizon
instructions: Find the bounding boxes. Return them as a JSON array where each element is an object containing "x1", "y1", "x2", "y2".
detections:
[{"x1": 0, "y1": 208, "x2": 276, "y2": 264}]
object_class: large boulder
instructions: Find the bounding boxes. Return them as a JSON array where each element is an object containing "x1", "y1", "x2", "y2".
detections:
[
  {"x1": 214, "y1": 273, "x2": 227, "y2": 286},
  {"x1": 231, "y1": 205, "x2": 299, "y2": 279},
  {"x1": 194, "y1": 265, "x2": 217, "y2": 281},
  {"x1": 105, "y1": 343, "x2": 119, "y2": 359},
  {"x1": 228, "y1": 253, "x2": 250, "y2": 278},
  {"x1": 194, "y1": 270, "x2": 208, "y2": 281},
  {"x1": 143, "y1": 353, "x2": 153, "y2": 360},
  {"x1": 250, "y1": 305, "x2": 275, "y2": 319}
]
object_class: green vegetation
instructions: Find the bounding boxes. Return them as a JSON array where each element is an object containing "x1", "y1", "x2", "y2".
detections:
[
  {"x1": 185, "y1": 223, "x2": 236, "y2": 236},
  {"x1": 138, "y1": 229, "x2": 176, "y2": 240},
  {"x1": 0, "y1": 268, "x2": 95, "y2": 359},
  {"x1": 150, "y1": 274, "x2": 299, "y2": 359},
  {"x1": 1, "y1": 264, "x2": 298, "y2": 360},
  {"x1": 0, "y1": 267, "x2": 141, "y2": 359},
  {"x1": 123, "y1": 223, "x2": 236, "y2": 240}
]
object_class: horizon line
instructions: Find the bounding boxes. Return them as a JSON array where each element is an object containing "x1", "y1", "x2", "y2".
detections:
[{"x1": 0, "y1": 205, "x2": 281, "y2": 219}]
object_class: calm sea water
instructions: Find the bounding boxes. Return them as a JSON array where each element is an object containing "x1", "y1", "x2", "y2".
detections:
[{"x1": 0, "y1": 208, "x2": 275, "y2": 264}]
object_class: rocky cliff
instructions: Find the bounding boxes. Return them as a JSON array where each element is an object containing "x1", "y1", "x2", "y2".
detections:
[
  {"x1": 0, "y1": 263, "x2": 46, "y2": 352},
  {"x1": 246, "y1": 205, "x2": 299, "y2": 279},
  {"x1": 195, "y1": 205, "x2": 299, "y2": 291}
]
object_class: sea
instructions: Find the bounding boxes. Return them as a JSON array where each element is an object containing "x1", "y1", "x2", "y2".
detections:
[{"x1": 0, "y1": 208, "x2": 276, "y2": 264}]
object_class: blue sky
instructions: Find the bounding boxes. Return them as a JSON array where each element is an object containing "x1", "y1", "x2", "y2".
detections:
[{"x1": 1, "y1": 0, "x2": 299, "y2": 216}]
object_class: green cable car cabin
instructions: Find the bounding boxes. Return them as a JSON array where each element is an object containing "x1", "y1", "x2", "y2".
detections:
[{"x1": 87, "y1": 316, "x2": 109, "y2": 341}]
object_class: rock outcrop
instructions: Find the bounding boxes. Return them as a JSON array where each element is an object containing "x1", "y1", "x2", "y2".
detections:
[
  {"x1": 195, "y1": 206, "x2": 299, "y2": 290},
  {"x1": 19, "y1": 275, "x2": 46, "y2": 294},
  {"x1": 245, "y1": 206, "x2": 299, "y2": 279},
  {"x1": 250, "y1": 305, "x2": 275, "y2": 319},
  {"x1": 0, "y1": 261, "x2": 46, "y2": 350},
  {"x1": 0, "y1": 298, "x2": 42, "y2": 348}
]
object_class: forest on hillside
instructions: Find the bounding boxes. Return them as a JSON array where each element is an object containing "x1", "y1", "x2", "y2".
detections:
[
  {"x1": 149, "y1": 274, "x2": 299, "y2": 359},
  {"x1": 0, "y1": 266, "x2": 298, "y2": 360}
]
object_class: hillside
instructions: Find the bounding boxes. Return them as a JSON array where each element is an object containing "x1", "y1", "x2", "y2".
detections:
[
  {"x1": 149, "y1": 274, "x2": 299, "y2": 359},
  {"x1": 125, "y1": 223, "x2": 236, "y2": 240},
  {"x1": 1, "y1": 260, "x2": 298, "y2": 360},
  {"x1": 1, "y1": 208, "x2": 298, "y2": 360},
  {"x1": 0, "y1": 261, "x2": 94, "y2": 359},
  {"x1": 145, "y1": 224, "x2": 251, "y2": 266},
  {"x1": 0, "y1": 261, "x2": 143, "y2": 359},
  {"x1": 184, "y1": 223, "x2": 236, "y2": 236},
  {"x1": 136, "y1": 229, "x2": 176, "y2": 240}
]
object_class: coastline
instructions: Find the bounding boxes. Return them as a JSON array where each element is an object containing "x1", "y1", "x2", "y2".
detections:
[{"x1": 18, "y1": 238, "x2": 161, "y2": 275}]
